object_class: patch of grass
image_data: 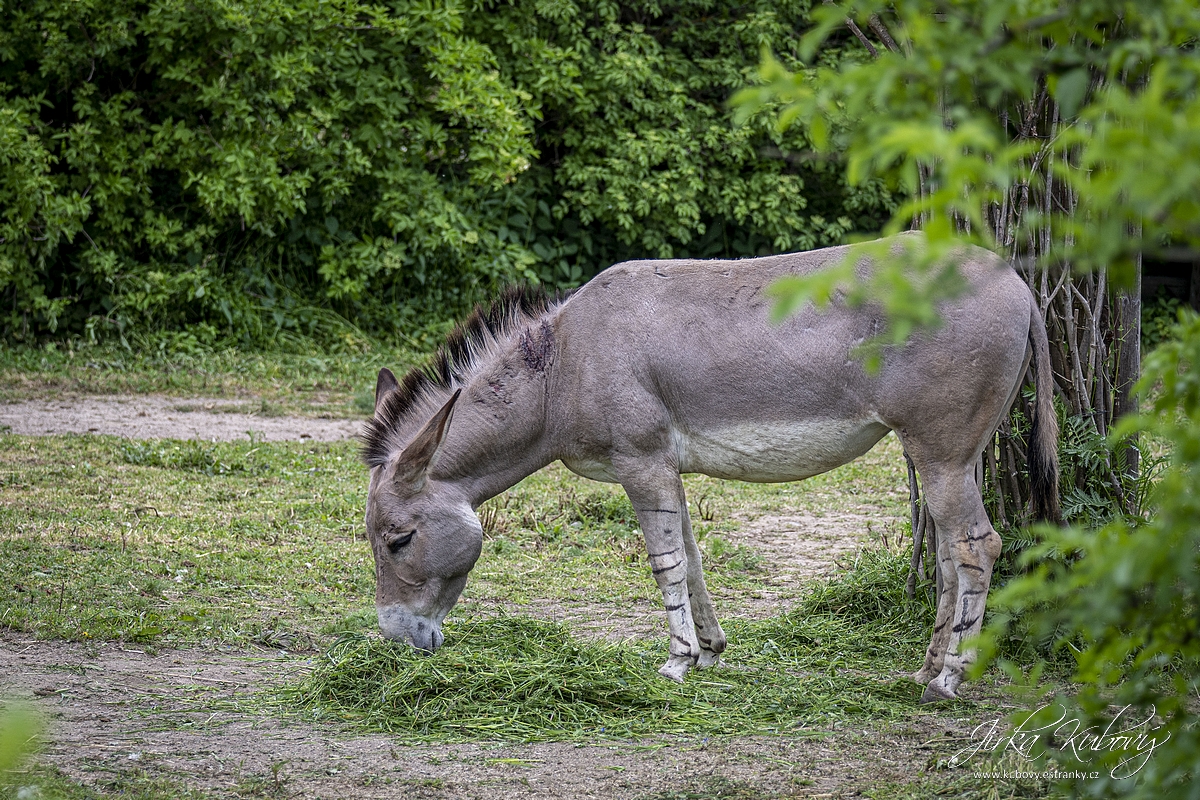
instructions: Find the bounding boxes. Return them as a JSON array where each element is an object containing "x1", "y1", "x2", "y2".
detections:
[
  {"x1": 645, "y1": 776, "x2": 770, "y2": 800},
  {"x1": 0, "y1": 434, "x2": 674, "y2": 645},
  {"x1": 0, "y1": 429, "x2": 910, "y2": 649},
  {"x1": 3, "y1": 764, "x2": 212, "y2": 800},
  {"x1": 284, "y1": 549, "x2": 935, "y2": 742},
  {"x1": 0, "y1": 434, "x2": 374, "y2": 647},
  {"x1": 0, "y1": 341, "x2": 426, "y2": 418},
  {"x1": 697, "y1": 533, "x2": 763, "y2": 573},
  {"x1": 470, "y1": 467, "x2": 784, "y2": 608},
  {"x1": 119, "y1": 439, "x2": 268, "y2": 476},
  {"x1": 863, "y1": 750, "x2": 1055, "y2": 800}
]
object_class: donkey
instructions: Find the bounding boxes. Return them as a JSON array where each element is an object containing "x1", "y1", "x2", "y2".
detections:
[{"x1": 361, "y1": 236, "x2": 1059, "y2": 703}]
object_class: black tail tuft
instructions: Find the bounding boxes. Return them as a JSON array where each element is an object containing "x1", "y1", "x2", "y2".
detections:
[{"x1": 1027, "y1": 301, "x2": 1061, "y2": 523}]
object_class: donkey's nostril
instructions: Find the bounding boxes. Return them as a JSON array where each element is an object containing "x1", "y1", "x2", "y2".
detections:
[{"x1": 432, "y1": 628, "x2": 445, "y2": 650}]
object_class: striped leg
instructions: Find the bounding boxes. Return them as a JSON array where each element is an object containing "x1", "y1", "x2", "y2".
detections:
[
  {"x1": 914, "y1": 522, "x2": 954, "y2": 685},
  {"x1": 920, "y1": 468, "x2": 1002, "y2": 703},
  {"x1": 625, "y1": 476, "x2": 701, "y2": 683},
  {"x1": 680, "y1": 504, "x2": 725, "y2": 667}
]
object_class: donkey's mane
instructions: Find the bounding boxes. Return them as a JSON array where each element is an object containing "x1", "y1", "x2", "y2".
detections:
[{"x1": 360, "y1": 284, "x2": 565, "y2": 468}]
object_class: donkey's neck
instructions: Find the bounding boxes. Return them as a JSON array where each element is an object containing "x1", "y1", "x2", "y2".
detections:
[{"x1": 429, "y1": 319, "x2": 558, "y2": 508}]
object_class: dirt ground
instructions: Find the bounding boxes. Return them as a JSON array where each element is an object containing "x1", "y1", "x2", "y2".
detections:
[
  {"x1": 2, "y1": 395, "x2": 973, "y2": 799},
  {"x1": 0, "y1": 394, "x2": 360, "y2": 442},
  {"x1": 2, "y1": 635, "x2": 972, "y2": 799}
]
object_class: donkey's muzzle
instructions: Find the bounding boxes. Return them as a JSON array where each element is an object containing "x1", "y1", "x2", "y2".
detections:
[
  {"x1": 377, "y1": 605, "x2": 442, "y2": 652},
  {"x1": 411, "y1": 626, "x2": 445, "y2": 653}
]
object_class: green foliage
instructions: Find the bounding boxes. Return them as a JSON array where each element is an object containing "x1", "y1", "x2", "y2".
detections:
[
  {"x1": 1142, "y1": 292, "x2": 1185, "y2": 351},
  {"x1": 731, "y1": 0, "x2": 1200, "y2": 328},
  {"x1": 981, "y1": 311, "x2": 1200, "y2": 797},
  {"x1": 1, "y1": 0, "x2": 894, "y2": 345},
  {"x1": 1056, "y1": 413, "x2": 1163, "y2": 530},
  {"x1": 995, "y1": 399, "x2": 1161, "y2": 535},
  {"x1": 471, "y1": 0, "x2": 894, "y2": 269},
  {"x1": 2, "y1": 0, "x2": 540, "y2": 343}
]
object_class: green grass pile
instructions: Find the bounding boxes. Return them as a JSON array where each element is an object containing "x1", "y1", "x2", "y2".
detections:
[{"x1": 287, "y1": 549, "x2": 936, "y2": 741}]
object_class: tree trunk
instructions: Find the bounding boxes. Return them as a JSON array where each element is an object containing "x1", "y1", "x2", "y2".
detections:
[{"x1": 1113, "y1": 252, "x2": 1141, "y2": 492}]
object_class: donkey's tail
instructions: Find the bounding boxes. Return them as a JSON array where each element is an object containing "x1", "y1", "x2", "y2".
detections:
[{"x1": 1027, "y1": 300, "x2": 1061, "y2": 522}]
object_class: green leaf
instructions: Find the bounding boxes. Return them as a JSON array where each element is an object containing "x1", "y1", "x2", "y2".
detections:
[
  {"x1": 0, "y1": 703, "x2": 41, "y2": 775},
  {"x1": 1052, "y1": 68, "x2": 1090, "y2": 118},
  {"x1": 809, "y1": 114, "x2": 829, "y2": 150}
]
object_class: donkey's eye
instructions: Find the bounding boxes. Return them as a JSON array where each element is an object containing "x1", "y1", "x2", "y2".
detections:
[{"x1": 387, "y1": 530, "x2": 415, "y2": 553}]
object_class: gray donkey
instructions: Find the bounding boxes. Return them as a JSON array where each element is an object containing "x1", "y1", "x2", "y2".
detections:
[{"x1": 361, "y1": 236, "x2": 1059, "y2": 703}]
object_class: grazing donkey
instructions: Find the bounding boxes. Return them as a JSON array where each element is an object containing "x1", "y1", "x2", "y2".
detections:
[{"x1": 361, "y1": 236, "x2": 1059, "y2": 703}]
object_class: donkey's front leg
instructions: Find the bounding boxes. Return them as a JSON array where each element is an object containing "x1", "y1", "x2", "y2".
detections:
[
  {"x1": 680, "y1": 504, "x2": 726, "y2": 668},
  {"x1": 624, "y1": 475, "x2": 701, "y2": 683}
]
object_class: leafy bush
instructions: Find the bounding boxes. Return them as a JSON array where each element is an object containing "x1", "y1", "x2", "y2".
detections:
[
  {"x1": 2, "y1": 0, "x2": 540, "y2": 344},
  {"x1": 472, "y1": 0, "x2": 895, "y2": 271},
  {"x1": 1142, "y1": 292, "x2": 1184, "y2": 352},
  {"x1": 1, "y1": 0, "x2": 893, "y2": 346}
]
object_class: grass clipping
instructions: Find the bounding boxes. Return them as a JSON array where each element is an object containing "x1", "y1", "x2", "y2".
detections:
[{"x1": 287, "y1": 550, "x2": 934, "y2": 741}]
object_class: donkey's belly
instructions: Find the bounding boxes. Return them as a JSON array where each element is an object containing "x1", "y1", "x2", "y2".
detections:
[{"x1": 674, "y1": 419, "x2": 890, "y2": 482}]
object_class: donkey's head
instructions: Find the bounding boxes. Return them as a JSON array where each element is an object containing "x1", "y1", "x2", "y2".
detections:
[{"x1": 363, "y1": 369, "x2": 483, "y2": 652}]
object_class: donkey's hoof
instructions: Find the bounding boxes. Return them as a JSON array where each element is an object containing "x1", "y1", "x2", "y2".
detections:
[
  {"x1": 920, "y1": 682, "x2": 957, "y2": 704},
  {"x1": 696, "y1": 650, "x2": 720, "y2": 669},
  {"x1": 658, "y1": 657, "x2": 691, "y2": 683}
]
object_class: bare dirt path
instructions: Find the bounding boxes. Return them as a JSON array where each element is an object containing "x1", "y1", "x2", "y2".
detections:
[
  {"x1": 2, "y1": 635, "x2": 965, "y2": 799},
  {"x1": 0, "y1": 394, "x2": 362, "y2": 442}
]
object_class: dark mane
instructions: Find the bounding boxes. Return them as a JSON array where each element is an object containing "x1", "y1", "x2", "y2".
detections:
[{"x1": 360, "y1": 284, "x2": 564, "y2": 468}]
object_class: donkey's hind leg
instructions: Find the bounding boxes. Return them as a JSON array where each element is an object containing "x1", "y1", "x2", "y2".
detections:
[
  {"x1": 917, "y1": 465, "x2": 1002, "y2": 702},
  {"x1": 913, "y1": 523, "x2": 957, "y2": 685},
  {"x1": 680, "y1": 504, "x2": 726, "y2": 668}
]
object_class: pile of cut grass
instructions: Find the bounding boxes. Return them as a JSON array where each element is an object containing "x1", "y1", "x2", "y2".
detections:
[{"x1": 286, "y1": 549, "x2": 936, "y2": 741}]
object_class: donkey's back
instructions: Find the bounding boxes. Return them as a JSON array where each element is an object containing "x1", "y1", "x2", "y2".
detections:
[{"x1": 550, "y1": 241, "x2": 1034, "y2": 487}]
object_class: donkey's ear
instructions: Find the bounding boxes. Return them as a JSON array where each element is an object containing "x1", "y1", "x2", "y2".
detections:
[
  {"x1": 375, "y1": 368, "x2": 400, "y2": 413},
  {"x1": 395, "y1": 389, "x2": 462, "y2": 489}
]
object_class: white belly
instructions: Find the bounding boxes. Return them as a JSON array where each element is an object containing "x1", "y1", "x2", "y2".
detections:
[
  {"x1": 561, "y1": 456, "x2": 622, "y2": 483},
  {"x1": 674, "y1": 419, "x2": 889, "y2": 482},
  {"x1": 562, "y1": 418, "x2": 890, "y2": 485}
]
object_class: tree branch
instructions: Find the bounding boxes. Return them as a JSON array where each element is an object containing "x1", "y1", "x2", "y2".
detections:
[
  {"x1": 845, "y1": 18, "x2": 878, "y2": 58},
  {"x1": 867, "y1": 14, "x2": 900, "y2": 53}
]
